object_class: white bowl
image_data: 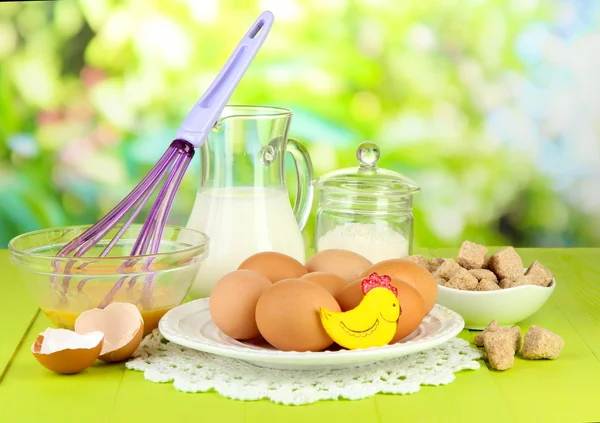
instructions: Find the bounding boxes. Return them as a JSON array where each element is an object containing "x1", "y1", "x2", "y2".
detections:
[{"x1": 436, "y1": 276, "x2": 556, "y2": 330}]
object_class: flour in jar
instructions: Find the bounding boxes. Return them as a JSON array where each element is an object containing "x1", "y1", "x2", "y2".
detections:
[{"x1": 316, "y1": 222, "x2": 409, "y2": 263}]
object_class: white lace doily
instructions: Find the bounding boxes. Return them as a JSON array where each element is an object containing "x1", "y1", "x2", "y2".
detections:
[{"x1": 126, "y1": 330, "x2": 482, "y2": 405}]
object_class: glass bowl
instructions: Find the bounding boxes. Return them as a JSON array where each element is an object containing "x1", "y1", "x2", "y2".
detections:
[{"x1": 9, "y1": 224, "x2": 209, "y2": 335}]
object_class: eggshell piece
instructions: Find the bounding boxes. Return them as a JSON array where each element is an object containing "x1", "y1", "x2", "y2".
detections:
[
  {"x1": 336, "y1": 278, "x2": 426, "y2": 343},
  {"x1": 255, "y1": 279, "x2": 341, "y2": 351},
  {"x1": 362, "y1": 259, "x2": 438, "y2": 315},
  {"x1": 237, "y1": 252, "x2": 307, "y2": 282},
  {"x1": 31, "y1": 328, "x2": 104, "y2": 374},
  {"x1": 306, "y1": 249, "x2": 373, "y2": 282},
  {"x1": 209, "y1": 269, "x2": 272, "y2": 340},
  {"x1": 75, "y1": 302, "x2": 144, "y2": 363},
  {"x1": 300, "y1": 272, "x2": 348, "y2": 297}
]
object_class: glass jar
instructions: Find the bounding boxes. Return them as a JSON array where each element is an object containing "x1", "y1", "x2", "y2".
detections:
[{"x1": 313, "y1": 141, "x2": 420, "y2": 263}]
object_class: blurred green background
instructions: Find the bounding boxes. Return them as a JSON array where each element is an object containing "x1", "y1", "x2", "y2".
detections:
[{"x1": 1, "y1": 0, "x2": 599, "y2": 249}]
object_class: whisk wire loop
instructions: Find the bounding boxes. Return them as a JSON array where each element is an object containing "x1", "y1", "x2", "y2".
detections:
[{"x1": 56, "y1": 140, "x2": 195, "y2": 259}]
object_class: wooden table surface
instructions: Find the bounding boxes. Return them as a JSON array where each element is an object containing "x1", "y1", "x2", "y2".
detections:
[{"x1": 1, "y1": 247, "x2": 599, "y2": 423}]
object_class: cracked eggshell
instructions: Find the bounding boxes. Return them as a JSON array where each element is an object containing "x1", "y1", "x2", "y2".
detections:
[
  {"x1": 75, "y1": 302, "x2": 144, "y2": 363},
  {"x1": 31, "y1": 328, "x2": 104, "y2": 374}
]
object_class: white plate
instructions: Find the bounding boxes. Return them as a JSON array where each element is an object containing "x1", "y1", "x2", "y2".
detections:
[{"x1": 158, "y1": 299, "x2": 465, "y2": 370}]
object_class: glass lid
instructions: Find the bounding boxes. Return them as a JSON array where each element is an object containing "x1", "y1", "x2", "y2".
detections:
[{"x1": 313, "y1": 141, "x2": 420, "y2": 196}]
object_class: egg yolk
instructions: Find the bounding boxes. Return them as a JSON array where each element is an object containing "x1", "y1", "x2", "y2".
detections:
[
  {"x1": 41, "y1": 278, "x2": 183, "y2": 336},
  {"x1": 65, "y1": 262, "x2": 168, "y2": 275}
]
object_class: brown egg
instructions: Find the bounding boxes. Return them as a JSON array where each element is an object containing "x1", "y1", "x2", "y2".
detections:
[
  {"x1": 306, "y1": 249, "x2": 373, "y2": 282},
  {"x1": 208, "y1": 270, "x2": 272, "y2": 340},
  {"x1": 362, "y1": 259, "x2": 438, "y2": 315},
  {"x1": 74, "y1": 302, "x2": 144, "y2": 363},
  {"x1": 336, "y1": 278, "x2": 426, "y2": 343},
  {"x1": 31, "y1": 328, "x2": 104, "y2": 374},
  {"x1": 300, "y1": 272, "x2": 348, "y2": 297},
  {"x1": 238, "y1": 252, "x2": 307, "y2": 282},
  {"x1": 255, "y1": 279, "x2": 340, "y2": 351}
]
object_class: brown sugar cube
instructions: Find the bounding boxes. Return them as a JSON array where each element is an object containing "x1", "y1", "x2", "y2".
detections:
[
  {"x1": 515, "y1": 275, "x2": 539, "y2": 286},
  {"x1": 474, "y1": 320, "x2": 500, "y2": 347},
  {"x1": 482, "y1": 255, "x2": 491, "y2": 269},
  {"x1": 405, "y1": 254, "x2": 429, "y2": 269},
  {"x1": 434, "y1": 258, "x2": 462, "y2": 280},
  {"x1": 435, "y1": 277, "x2": 447, "y2": 286},
  {"x1": 525, "y1": 261, "x2": 553, "y2": 287},
  {"x1": 445, "y1": 268, "x2": 478, "y2": 291},
  {"x1": 428, "y1": 258, "x2": 445, "y2": 272},
  {"x1": 521, "y1": 326, "x2": 564, "y2": 360},
  {"x1": 499, "y1": 277, "x2": 527, "y2": 289},
  {"x1": 474, "y1": 320, "x2": 521, "y2": 350},
  {"x1": 475, "y1": 278, "x2": 501, "y2": 291},
  {"x1": 469, "y1": 269, "x2": 498, "y2": 283},
  {"x1": 456, "y1": 241, "x2": 488, "y2": 270},
  {"x1": 509, "y1": 326, "x2": 523, "y2": 352},
  {"x1": 500, "y1": 326, "x2": 522, "y2": 351},
  {"x1": 482, "y1": 331, "x2": 517, "y2": 371},
  {"x1": 487, "y1": 247, "x2": 524, "y2": 281}
]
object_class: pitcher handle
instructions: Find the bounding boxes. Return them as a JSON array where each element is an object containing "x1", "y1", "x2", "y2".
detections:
[{"x1": 286, "y1": 138, "x2": 314, "y2": 231}]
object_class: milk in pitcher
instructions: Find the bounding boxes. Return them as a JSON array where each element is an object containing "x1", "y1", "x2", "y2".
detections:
[{"x1": 186, "y1": 186, "x2": 306, "y2": 298}]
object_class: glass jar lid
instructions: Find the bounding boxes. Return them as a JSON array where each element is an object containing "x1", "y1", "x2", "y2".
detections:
[{"x1": 313, "y1": 141, "x2": 420, "y2": 196}]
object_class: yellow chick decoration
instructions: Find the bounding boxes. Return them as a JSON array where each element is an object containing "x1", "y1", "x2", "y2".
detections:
[{"x1": 319, "y1": 273, "x2": 401, "y2": 350}]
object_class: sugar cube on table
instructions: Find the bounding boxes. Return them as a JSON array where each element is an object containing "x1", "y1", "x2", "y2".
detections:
[
  {"x1": 483, "y1": 331, "x2": 517, "y2": 371},
  {"x1": 521, "y1": 326, "x2": 564, "y2": 360}
]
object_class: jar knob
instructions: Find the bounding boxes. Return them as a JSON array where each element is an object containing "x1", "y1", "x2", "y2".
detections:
[{"x1": 356, "y1": 141, "x2": 380, "y2": 168}]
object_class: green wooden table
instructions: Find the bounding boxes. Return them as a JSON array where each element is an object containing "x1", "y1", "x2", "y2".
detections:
[{"x1": 1, "y1": 248, "x2": 599, "y2": 423}]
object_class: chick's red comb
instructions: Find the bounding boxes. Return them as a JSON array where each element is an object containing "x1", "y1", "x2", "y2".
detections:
[{"x1": 361, "y1": 272, "x2": 398, "y2": 296}]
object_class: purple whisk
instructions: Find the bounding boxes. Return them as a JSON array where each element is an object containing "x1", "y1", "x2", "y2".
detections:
[
  {"x1": 57, "y1": 139, "x2": 195, "y2": 258},
  {"x1": 53, "y1": 11, "x2": 275, "y2": 308}
]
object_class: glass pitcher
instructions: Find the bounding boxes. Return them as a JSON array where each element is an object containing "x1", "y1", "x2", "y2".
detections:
[{"x1": 186, "y1": 106, "x2": 313, "y2": 298}]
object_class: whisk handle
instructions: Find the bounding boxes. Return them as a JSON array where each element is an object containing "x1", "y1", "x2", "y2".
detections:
[{"x1": 175, "y1": 11, "x2": 274, "y2": 148}]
